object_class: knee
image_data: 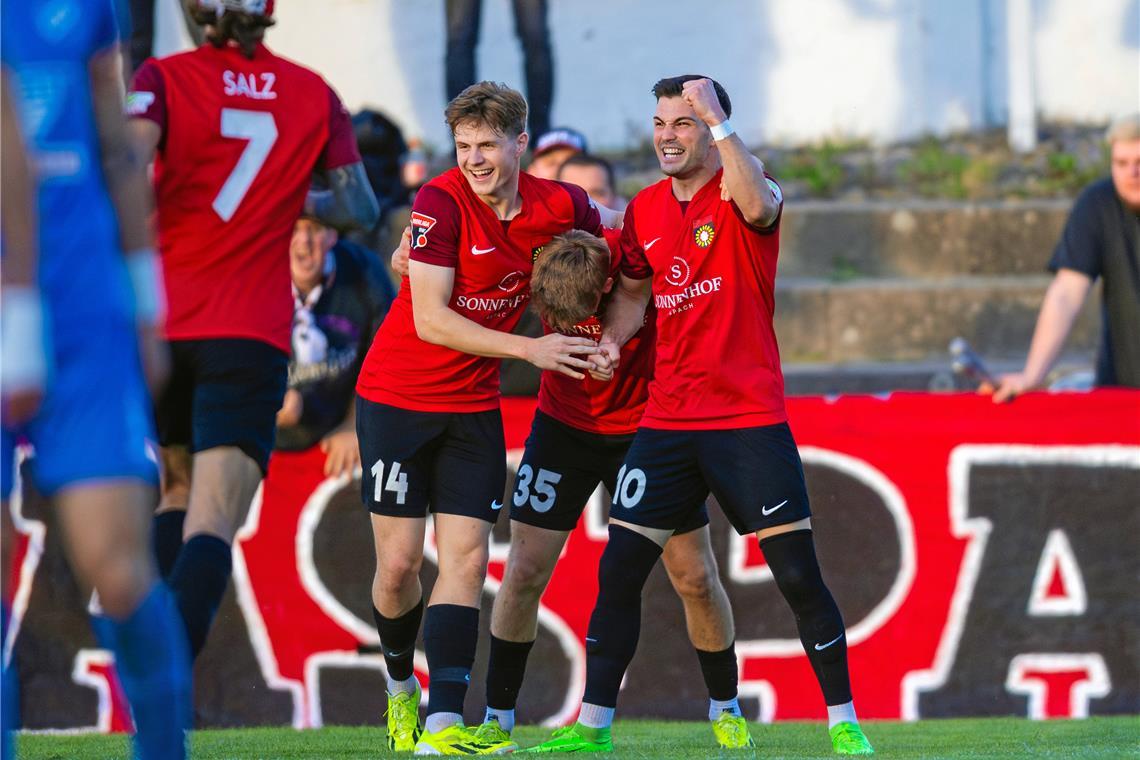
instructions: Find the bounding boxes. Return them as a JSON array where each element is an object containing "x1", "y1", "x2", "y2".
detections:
[
  {"x1": 82, "y1": 552, "x2": 153, "y2": 618},
  {"x1": 375, "y1": 553, "x2": 422, "y2": 597},
  {"x1": 502, "y1": 553, "x2": 553, "y2": 602},
  {"x1": 767, "y1": 552, "x2": 821, "y2": 609},
  {"x1": 669, "y1": 563, "x2": 718, "y2": 606}
]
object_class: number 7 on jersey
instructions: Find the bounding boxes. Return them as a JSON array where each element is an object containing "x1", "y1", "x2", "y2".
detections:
[{"x1": 213, "y1": 108, "x2": 278, "y2": 222}]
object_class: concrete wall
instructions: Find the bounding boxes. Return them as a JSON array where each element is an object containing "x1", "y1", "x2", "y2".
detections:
[{"x1": 153, "y1": 0, "x2": 1139, "y2": 151}]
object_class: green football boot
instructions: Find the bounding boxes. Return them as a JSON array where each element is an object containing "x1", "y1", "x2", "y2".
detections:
[
  {"x1": 830, "y1": 721, "x2": 874, "y2": 755},
  {"x1": 711, "y1": 711, "x2": 756, "y2": 748},
  {"x1": 385, "y1": 682, "x2": 421, "y2": 752},
  {"x1": 521, "y1": 723, "x2": 613, "y2": 753},
  {"x1": 414, "y1": 722, "x2": 516, "y2": 755},
  {"x1": 473, "y1": 717, "x2": 518, "y2": 752}
]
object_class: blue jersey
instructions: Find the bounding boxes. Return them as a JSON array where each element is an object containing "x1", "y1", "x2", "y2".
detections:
[{"x1": 1, "y1": 0, "x2": 133, "y2": 323}]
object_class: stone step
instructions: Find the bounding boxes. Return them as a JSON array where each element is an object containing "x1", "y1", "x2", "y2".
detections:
[
  {"x1": 778, "y1": 200, "x2": 1071, "y2": 279},
  {"x1": 774, "y1": 275, "x2": 1100, "y2": 363}
]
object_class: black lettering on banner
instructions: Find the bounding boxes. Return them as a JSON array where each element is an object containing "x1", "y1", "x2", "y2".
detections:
[{"x1": 916, "y1": 450, "x2": 1140, "y2": 717}]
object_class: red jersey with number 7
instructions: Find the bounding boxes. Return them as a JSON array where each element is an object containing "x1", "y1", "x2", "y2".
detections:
[{"x1": 129, "y1": 43, "x2": 361, "y2": 352}]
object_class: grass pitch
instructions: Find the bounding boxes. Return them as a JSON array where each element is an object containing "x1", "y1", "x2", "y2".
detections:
[{"x1": 18, "y1": 717, "x2": 1140, "y2": 759}]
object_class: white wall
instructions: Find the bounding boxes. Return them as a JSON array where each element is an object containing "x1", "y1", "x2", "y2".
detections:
[{"x1": 155, "y1": 0, "x2": 1140, "y2": 151}]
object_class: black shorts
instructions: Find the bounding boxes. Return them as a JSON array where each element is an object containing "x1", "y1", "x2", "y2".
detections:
[
  {"x1": 511, "y1": 410, "x2": 708, "y2": 534},
  {"x1": 155, "y1": 338, "x2": 288, "y2": 474},
  {"x1": 356, "y1": 396, "x2": 506, "y2": 522},
  {"x1": 610, "y1": 421, "x2": 812, "y2": 535}
]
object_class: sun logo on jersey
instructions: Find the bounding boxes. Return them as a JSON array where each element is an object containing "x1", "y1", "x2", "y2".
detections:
[
  {"x1": 531, "y1": 244, "x2": 545, "y2": 262},
  {"x1": 410, "y1": 212, "x2": 437, "y2": 249},
  {"x1": 694, "y1": 222, "x2": 716, "y2": 248}
]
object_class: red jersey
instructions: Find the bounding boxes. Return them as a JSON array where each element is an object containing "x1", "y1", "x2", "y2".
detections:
[
  {"x1": 537, "y1": 228, "x2": 655, "y2": 435},
  {"x1": 620, "y1": 169, "x2": 786, "y2": 429},
  {"x1": 130, "y1": 43, "x2": 361, "y2": 352},
  {"x1": 357, "y1": 169, "x2": 602, "y2": 412}
]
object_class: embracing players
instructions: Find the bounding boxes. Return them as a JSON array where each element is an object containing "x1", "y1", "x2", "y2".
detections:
[
  {"x1": 354, "y1": 81, "x2": 608, "y2": 755},
  {"x1": 127, "y1": 0, "x2": 378, "y2": 663},
  {"x1": 527, "y1": 76, "x2": 874, "y2": 755}
]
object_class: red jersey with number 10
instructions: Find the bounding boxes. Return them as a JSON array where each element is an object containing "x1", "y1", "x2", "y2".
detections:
[
  {"x1": 357, "y1": 169, "x2": 602, "y2": 413},
  {"x1": 130, "y1": 43, "x2": 361, "y2": 352},
  {"x1": 620, "y1": 169, "x2": 786, "y2": 429}
]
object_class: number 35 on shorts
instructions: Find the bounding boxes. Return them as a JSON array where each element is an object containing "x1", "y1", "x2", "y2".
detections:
[
  {"x1": 371, "y1": 459, "x2": 409, "y2": 505},
  {"x1": 513, "y1": 464, "x2": 562, "y2": 513},
  {"x1": 614, "y1": 465, "x2": 647, "y2": 509}
]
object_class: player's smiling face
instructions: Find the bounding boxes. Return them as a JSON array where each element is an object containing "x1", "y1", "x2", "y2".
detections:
[
  {"x1": 653, "y1": 96, "x2": 714, "y2": 179},
  {"x1": 453, "y1": 120, "x2": 527, "y2": 200}
]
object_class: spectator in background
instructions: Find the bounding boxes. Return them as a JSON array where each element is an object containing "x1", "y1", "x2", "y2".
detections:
[
  {"x1": 559, "y1": 152, "x2": 625, "y2": 210},
  {"x1": 992, "y1": 114, "x2": 1140, "y2": 401},
  {"x1": 446, "y1": 0, "x2": 553, "y2": 139},
  {"x1": 527, "y1": 126, "x2": 586, "y2": 179},
  {"x1": 277, "y1": 209, "x2": 396, "y2": 476}
]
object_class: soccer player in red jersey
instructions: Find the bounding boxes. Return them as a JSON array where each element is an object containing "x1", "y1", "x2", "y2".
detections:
[
  {"x1": 126, "y1": 0, "x2": 379, "y2": 664},
  {"x1": 456, "y1": 230, "x2": 754, "y2": 750},
  {"x1": 355, "y1": 81, "x2": 606, "y2": 754},
  {"x1": 528, "y1": 77, "x2": 874, "y2": 756}
]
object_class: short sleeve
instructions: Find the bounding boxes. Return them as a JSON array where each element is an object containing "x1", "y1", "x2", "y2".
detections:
[
  {"x1": 320, "y1": 85, "x2": 362, "y2": 170},
  {"x1": 1048, "y1": 184, "x2": 1106, "y2": 281},
  {"x1": 618, "y1": 198, "x2": 652, "y2": 280},
  {"x1": 408, "y1": 185, "x2": 462, "y2": 268},
  {"x1": 127, "y1": 59, "x2": 167, "y2": 135},
  {"x1": 555, "y1": 181, "x2": 603, "y2": 235},
  {"x1": 730, "y1": 174, "x2": 783, "y2": 234}
]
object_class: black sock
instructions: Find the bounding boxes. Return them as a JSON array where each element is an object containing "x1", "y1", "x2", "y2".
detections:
[
  {"x1": 760, "y1": 530, "x2": 852, "y2": 705},
  {"x1": 372, "y1": 600, "x2": 423, "y2": 683},
  {"x1": 168, "y1": 534, "x2": 232, "y2": 660},
  {"x1": 485, "y1": 635, "x2": 535, "y2": 711},
  {"x1": 423, "y1": 604, "x2": 479, "y2": 717},
  {"x1": 582, "y1": 525, "x2": 663, "y2": 708},
  {"x1": 696, "y1": 644, "x2": 739, "y2": 701},
  {"x1": 152, "y1": 510, "x2": 186, "y2": 581}
]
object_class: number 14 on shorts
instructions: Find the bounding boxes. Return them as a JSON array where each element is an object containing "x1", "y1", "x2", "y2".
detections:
[{"x1": 371, "y1": 459, "x2": 409, "y2": 505}]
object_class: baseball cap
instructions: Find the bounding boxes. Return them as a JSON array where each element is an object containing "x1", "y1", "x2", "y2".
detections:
[{"x1": 533, "y1": 128, "x2": 588, "y2": 157}]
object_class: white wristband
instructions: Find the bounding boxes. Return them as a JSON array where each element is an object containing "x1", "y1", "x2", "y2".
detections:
[
  {"x1": 126, "y1": 248, "x2": 166, "y2": 326},
  {"x1": 1, "y1": 286, "x2": 48, "y2": 392},
  {"x1": 710, "y1": 119, "x2": 734, "y2": 141}
]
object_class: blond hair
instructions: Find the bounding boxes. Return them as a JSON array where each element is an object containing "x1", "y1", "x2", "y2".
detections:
[
  {"x1": 531, "y1": 231, "x2": 611, "y2": 331},
  {"x1": 1106, "y1": 113, "x2": 1140, "y2": 145},
  {"x1": 445, "y1": 81, "x2": 528, "y2": 137}
]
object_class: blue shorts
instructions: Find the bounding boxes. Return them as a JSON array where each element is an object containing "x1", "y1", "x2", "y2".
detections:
[
  {"x1": 2, "y1": 311, "x2": 157, "y2": 499},
  {"x1": 609, "y1": 422, "x2": 812, "y2": 535}
]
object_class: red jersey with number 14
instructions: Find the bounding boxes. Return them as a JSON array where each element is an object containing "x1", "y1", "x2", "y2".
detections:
[
  {"x1": 357, "y1": 169, "x2": 602, "y2": 413},
  {"x1": 130, "y1": 43, "x2": 360, "y2": 352},
  {"x1": 620, "y1": 169, "x2": 786, "y2": 429}
]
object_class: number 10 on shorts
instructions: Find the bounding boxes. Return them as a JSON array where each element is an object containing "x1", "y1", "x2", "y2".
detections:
[
  {"x1": 371, "y1": 459, "x2": 409, "y2": 505},
  {"x1": 615, "y1": 465, "x2": 646, "y2": 509}
]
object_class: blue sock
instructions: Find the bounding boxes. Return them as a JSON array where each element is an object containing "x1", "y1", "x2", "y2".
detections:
[
  {"x1": 2, "y1": 603, "x2": 17, "y2": 760},
  {"x1": 94, "y1": 584, "x2": 192, "y2": 760},
  {"x1": 169, "y1": 534, "x2": 232, "y2": 659}
]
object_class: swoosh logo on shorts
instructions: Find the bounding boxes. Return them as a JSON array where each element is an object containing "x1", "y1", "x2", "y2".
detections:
[
  {"x1": 491, "y1": 500, "x2": 503, "y2": 510},
  {"x1": 761, "y1": 499, "x2": 788, "y2": 516}
]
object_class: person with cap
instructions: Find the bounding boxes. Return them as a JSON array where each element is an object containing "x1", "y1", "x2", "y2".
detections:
[{"x1": 528, "y1": 127, "x2": 588, "y2": 180}]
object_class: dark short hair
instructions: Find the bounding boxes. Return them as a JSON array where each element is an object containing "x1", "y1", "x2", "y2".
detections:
[
  {"x1": 445, "y1": 81, "x2": 528, "y2": 138},
  {"x1": 557, "y1": 153, "x2": 615, "y2": 192},
  {"x1": 651, "y1": 75, "x2": 732, "y2": 119}
]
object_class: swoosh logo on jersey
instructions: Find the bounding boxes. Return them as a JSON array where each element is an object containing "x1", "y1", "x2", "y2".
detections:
[
  {"x1": 761, "y1": 499, "x2": 788, "y2": 516},
  {"x1": 814, "y1": 633, "x2": 844, "y2": 651},
  {"x1": 491, "y1": 500, "x2": 504, "y2": 510},
  {"x1": 642, "y1": 237, "x2": 662, "y2": 251},
  {"x1": 471, "y1": 245, "x2": 497, "y2": 255}
]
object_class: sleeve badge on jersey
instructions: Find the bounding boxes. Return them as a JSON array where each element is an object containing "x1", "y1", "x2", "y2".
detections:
[
  {"x1": 693, "y1": 216, "x2": 716, "y2": 248},
  {"x1": 766, "y1": 177, "x2": 784, "y2": 204},
  {"x1": 125, "y1": 91, "x2": 155, "y2": 115},
  {"x1": 410, "y1": 211, "x2": 437, "y2": 249}
]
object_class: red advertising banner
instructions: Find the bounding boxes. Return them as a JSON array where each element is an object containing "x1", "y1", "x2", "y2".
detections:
[{"x1": 7, "y1": 391, "x2": 1139, "y2": 731}]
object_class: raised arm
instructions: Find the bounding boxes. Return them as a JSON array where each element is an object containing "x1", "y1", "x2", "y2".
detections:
[
  {"x1": 682, "y1": 78, "x2": 780, "y2": 228},
  {"x1": 304, "y1": 162, "x2": 380, "y2": 232},
  {"x1": 409, "y1": 260, "x2": 598, "y2": 379}
]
